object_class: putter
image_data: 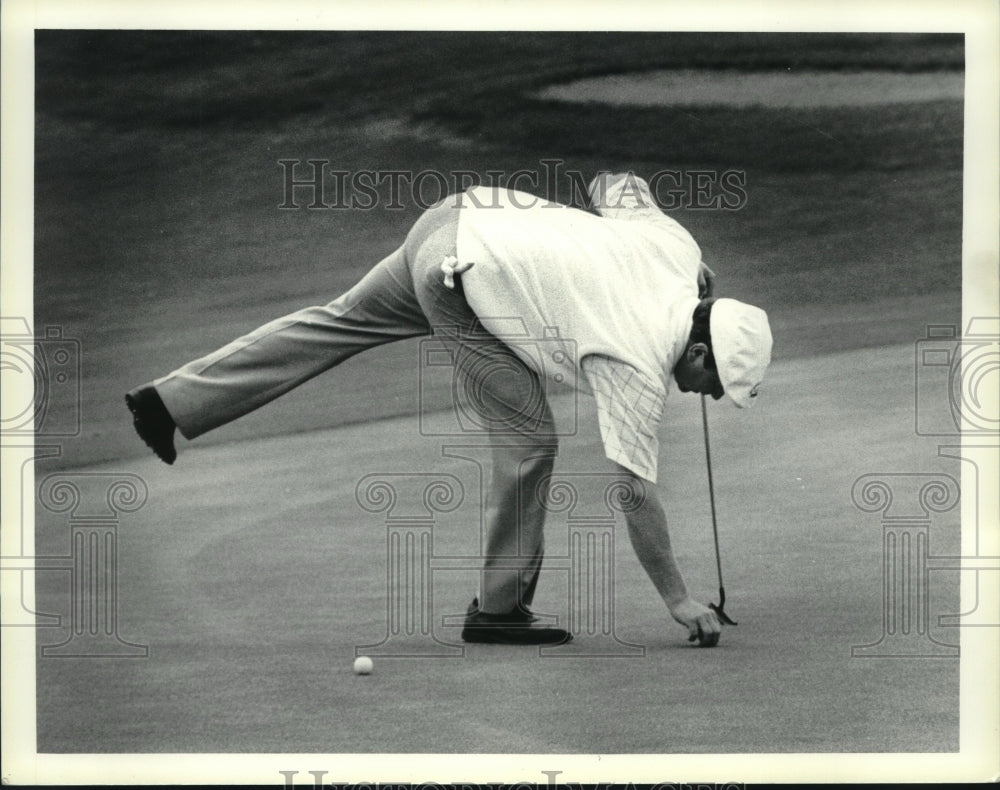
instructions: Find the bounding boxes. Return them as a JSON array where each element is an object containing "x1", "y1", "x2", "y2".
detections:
[{"x1": 701, "y1": 394, "x2": 737, "y2": 626}]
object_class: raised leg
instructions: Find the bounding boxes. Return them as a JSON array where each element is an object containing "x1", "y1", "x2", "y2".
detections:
[{"x1": 153, "y1": 246, "x2": 429, "y2": 439}]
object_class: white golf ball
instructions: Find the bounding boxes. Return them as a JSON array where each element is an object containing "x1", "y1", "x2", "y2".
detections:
[{"x1": 353, "y1": 656, "x2": 374, "y2": 675}]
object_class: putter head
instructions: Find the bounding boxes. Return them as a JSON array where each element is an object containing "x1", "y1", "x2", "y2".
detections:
[{"x1": 709, "y1": 601, "x2": 737, "y2": 626}]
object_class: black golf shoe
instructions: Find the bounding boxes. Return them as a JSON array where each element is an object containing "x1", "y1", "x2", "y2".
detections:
[
  {"x1": 460, "y1": 598, "x2": 572, "y2": 645},
  {"x1": 125, "y1": 385, "x2": 177, "y2": 465}
]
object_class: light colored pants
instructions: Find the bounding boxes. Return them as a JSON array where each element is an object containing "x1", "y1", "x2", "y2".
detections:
[{"x1": 155, "y1": 200, "x2": 557, "y2": 614}]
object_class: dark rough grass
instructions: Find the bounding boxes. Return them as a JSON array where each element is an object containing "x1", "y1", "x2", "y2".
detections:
[
  {"x1": 425, "y1": 98, "x2": 963, "y2": 173},
  {"x1": 36, "y1": 30, "x2": 963, "y2": 131}
]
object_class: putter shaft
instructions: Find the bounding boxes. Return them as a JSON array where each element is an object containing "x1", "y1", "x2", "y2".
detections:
[{"x1": 701, "y1": 394, "x2": 737, "y2": 625}]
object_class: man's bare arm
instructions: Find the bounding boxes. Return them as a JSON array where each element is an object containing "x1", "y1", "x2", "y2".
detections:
[{"x1": 614, "y1": 463, "x2": 722, "y2": 647}]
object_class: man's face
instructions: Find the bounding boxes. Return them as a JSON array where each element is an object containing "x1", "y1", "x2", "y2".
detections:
[{"x1": 673, "y1": 342, "x2": 725, "y2": 400}]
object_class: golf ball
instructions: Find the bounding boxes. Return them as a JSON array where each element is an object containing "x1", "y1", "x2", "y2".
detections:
[{"x1": 353, "y1": 656, "x2": 374, "y2": 675}]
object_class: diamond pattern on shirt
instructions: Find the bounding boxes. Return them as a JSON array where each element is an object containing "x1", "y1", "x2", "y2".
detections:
[{"x1": 582, "y1": 354, "x2": 665, "y2": 482}]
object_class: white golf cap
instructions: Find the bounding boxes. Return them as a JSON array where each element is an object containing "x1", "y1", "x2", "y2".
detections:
[{"x1": 710, "y1": 298, "x2": 773, "y2": 408}]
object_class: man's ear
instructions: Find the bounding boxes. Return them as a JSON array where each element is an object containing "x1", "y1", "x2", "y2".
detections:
[{"x1": 686, "y1": 342, "x2": 710, "y2": 363}]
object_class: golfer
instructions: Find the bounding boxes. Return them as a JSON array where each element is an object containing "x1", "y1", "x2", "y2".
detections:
[{"x1": 126, "y1": 172, "x2": 772, "y2": 647}]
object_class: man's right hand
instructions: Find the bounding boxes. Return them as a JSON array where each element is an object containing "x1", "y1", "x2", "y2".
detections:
[{"x1": 669, "y1": 597, "x2": 722, "y2": 647}]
